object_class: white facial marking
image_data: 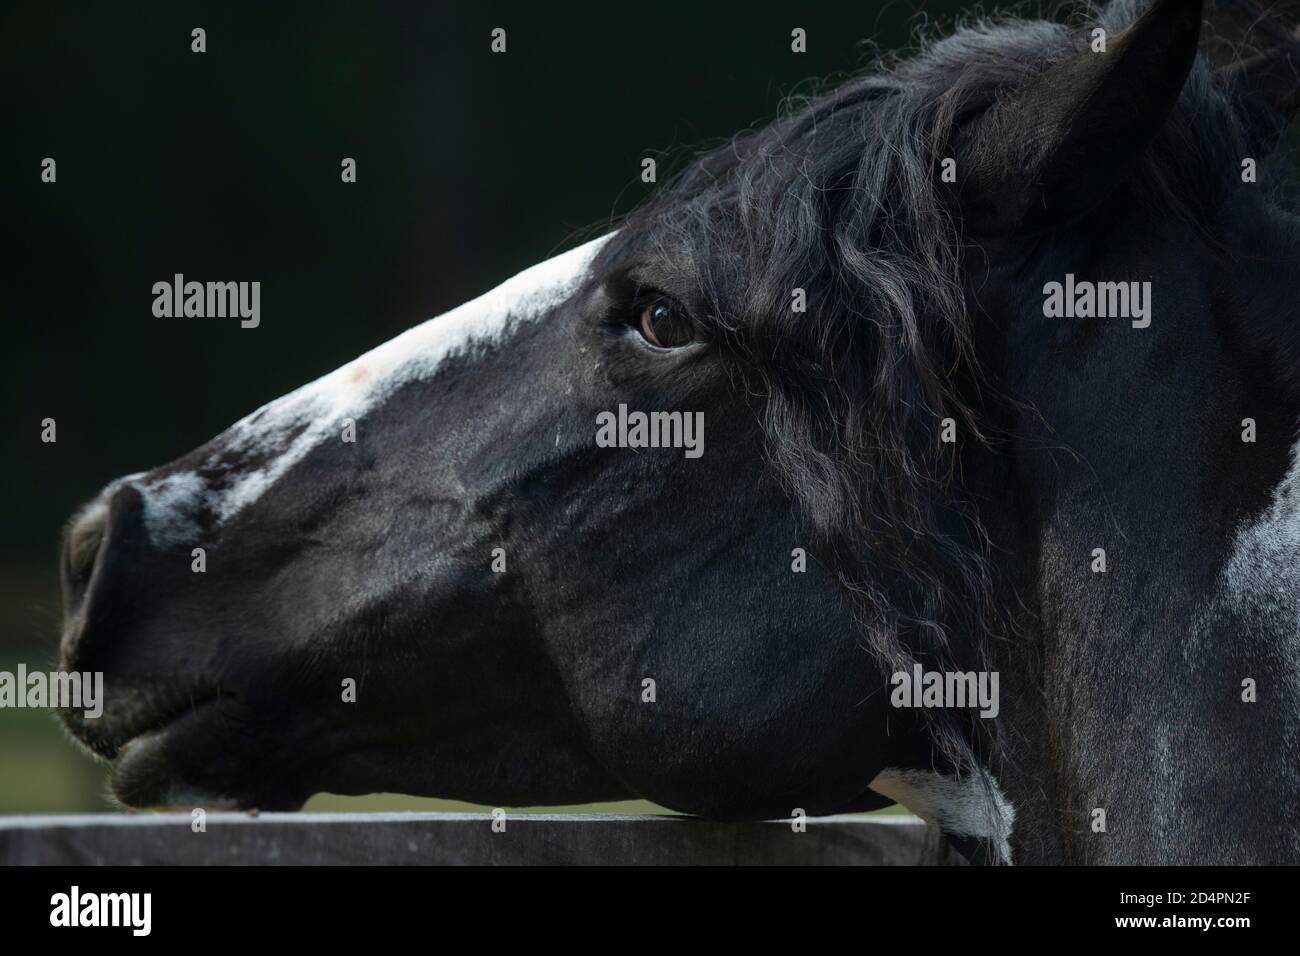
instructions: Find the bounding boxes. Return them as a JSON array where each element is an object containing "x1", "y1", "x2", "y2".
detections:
[
  {"x1": 140, "y1": 472, "x2": 208, "y2": 548},
  {"x1": 869, "y1": 767, "x2": 1016, "y2": 864},
  {"x1": 135, "y1": 234, "x2": 614, "y2": 546}
]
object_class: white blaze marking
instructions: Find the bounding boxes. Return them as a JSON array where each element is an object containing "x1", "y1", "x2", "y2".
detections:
[
  {"x1": 135, "y1": 234, "x2": 614, "y2": 546},
  {"x1": 869, "y1": 767, "x2": 1016, "y2": 863}
]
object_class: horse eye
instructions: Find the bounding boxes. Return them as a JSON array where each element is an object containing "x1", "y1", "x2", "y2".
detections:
[{"x1": 636, "y1": 298, "x2": 696, "y2": 349}]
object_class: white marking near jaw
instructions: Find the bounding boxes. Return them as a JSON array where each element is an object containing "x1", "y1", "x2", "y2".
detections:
[
  {"x1": 134, "y1": 234, "x2": 614, "y2": 546},
  {"x1": 869, "y1": 767, "x2": 1016, "y2": 863}
]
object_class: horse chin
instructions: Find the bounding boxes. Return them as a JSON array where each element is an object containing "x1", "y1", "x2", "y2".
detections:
[
  {"x1": 110, "y1": 746, "x2": 304, "y2": 813},
  {"x1": 107, "y1": 701, "x2": 304, "y2": 813}
]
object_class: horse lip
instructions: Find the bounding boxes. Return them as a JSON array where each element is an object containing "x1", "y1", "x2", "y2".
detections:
[
  {"x1": 73, "y1": 693, "x2": 224, "y2": 763},
  {"x1": 107, "y1": 696, "x2": 223, "y2": 807},
  {"x1": 108, "y1": 695, "x2": 301, "y2": 812},
  {"x1": 127, "y1": 695, "x2": 224, "y2": 753}
]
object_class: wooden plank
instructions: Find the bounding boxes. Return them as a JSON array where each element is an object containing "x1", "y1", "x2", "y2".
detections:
[{"x1": 0, "y1": 812, "x2": 964, "y2": 865}]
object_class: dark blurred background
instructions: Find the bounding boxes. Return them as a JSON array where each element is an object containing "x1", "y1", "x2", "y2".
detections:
[{"x1": 2, "y1": 0, "x2": 973, "y2": 810}]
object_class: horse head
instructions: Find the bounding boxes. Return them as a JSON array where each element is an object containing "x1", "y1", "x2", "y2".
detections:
[{"x1": 59, "y1": 0, "x2": 1300, "y2": 863}]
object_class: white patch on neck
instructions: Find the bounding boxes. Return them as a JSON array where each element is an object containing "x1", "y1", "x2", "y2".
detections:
[
  {"x1": 1218, "y1": 441, "x2": 1300, "y2": 620},
  {"x1": 869, "y1": 767, "x2": 1016, "y2": 864},
  {"x1": 134, "y1": 234, "x2": 614, "y2": 546},
  {"x1": 1211, "y1": 436, "x2": 1300, "y2": 750}
]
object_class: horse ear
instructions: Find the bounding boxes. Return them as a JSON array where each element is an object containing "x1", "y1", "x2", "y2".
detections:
[{"x1": 958, "y1": 0, "x2": 1203, "y2": 233}]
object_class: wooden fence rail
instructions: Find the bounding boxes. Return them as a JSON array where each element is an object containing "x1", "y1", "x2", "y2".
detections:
[{"x1": 0, "y1": 812, "x2": 963, "y2": 865}]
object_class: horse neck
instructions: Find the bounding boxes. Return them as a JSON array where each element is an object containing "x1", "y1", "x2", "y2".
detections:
[{"x1": 983, "y1": 209, "x2": 1300, "y2": 862}]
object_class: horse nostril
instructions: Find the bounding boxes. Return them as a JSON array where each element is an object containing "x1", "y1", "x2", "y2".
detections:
[
  {"x1": 62, "y1": 497, "x2": 109, "y2": 599},
  {"x1": 59, "y1": 482, "x2": 152, "y2": 673}
]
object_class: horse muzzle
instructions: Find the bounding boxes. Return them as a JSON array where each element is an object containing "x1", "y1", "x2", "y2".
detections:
[{"x1": 56, "y1": 480, "x2": 297, "y2": 809}]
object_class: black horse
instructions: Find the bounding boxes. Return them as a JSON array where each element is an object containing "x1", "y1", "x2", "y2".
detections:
[{"x1": 58, "y1": 0, "x2": 1300, "y2": 864}]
